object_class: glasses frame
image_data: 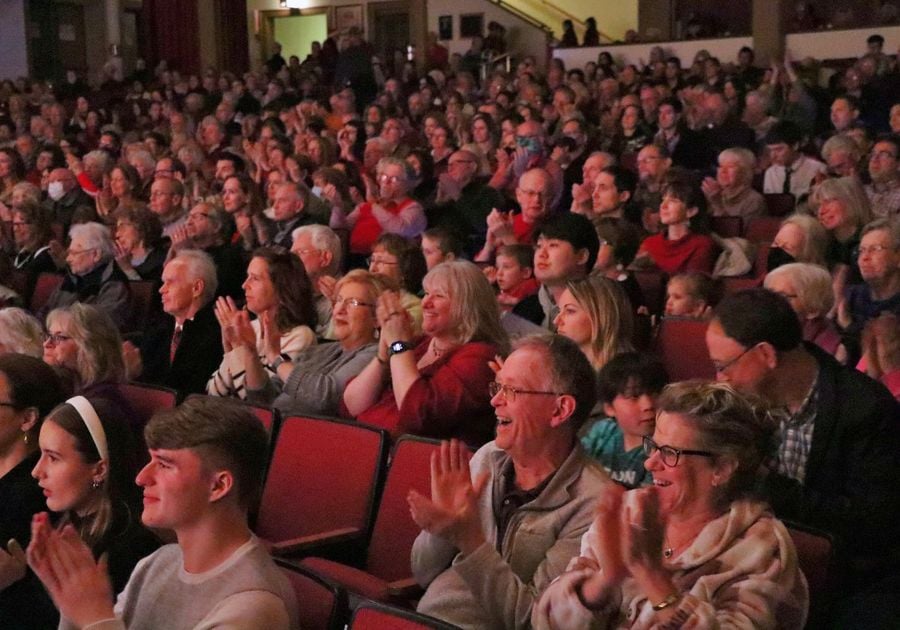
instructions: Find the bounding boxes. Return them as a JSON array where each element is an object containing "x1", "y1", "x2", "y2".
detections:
[
  {"x1": 43, "y1": 333, "x2": 73, "y2": 346},
  {"x1": 332, "y1": 296, "x2": 375, "y2": 309},
  {"x1": 642, "y1": 435, "x2": 716, "y2": 467},
  {"x1": 711, "y1": 342, "x2": 760, "y2": 374},
  {"x1": 488, "y1": 381, "x2": 563, "y2": 402},
  {"x1": 366, "y1": 256, "x2": 399, "y2": 267}
]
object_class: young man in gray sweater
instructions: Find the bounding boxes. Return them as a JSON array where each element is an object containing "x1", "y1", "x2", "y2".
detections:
[{"x1": 27, "y1": 397, "x2": 299, "y2": 630}]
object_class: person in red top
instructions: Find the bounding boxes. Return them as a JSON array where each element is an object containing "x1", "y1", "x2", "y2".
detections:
[
  {"x1": 342, "y1": 260, "x2": 509, "y2": 447},
  {"x1": 333, "y1": 156, "x2": 426, "y2": 257},
  {"x1": 476, "y1": 168, "x2": 553, "y2": 261},
  {"x1": 634, "y1": 174, "x2": 717, "y2": 275},
  {"x1": 494, "y1": 243, "x2": 539, "y2": 312}
]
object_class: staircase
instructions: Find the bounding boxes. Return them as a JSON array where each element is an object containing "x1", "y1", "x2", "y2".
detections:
[{"x1": 488, "y1": 0, "x2": 615, "y2": 43}]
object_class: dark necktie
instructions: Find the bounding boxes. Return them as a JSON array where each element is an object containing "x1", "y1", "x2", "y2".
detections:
[
  {"x1": 170, "y1": 325, "x2": 183, "y2": 364},
  {"x1": 783, "y1": 167, "x2": 793, "y2": 195}
]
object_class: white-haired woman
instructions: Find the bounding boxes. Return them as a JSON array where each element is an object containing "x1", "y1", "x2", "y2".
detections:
[
  {"x1": 766, "y1": 213, "x2": 829, "y2": 272},
  {"x1": 701, "y1": 148, "x2": 766, "y2": 219},
  {"x1": 40, "y1": 222, "x2": 132, "y2": 330},
  {"x1": 765, "y1": 262, "x2": 845, "y2": 360},
  {"x1": 343, "y1": 260, "x2": 509, "y2": 446},
  {"x1": 0, "y1": 308, "x2": 44, "y2": 357}
]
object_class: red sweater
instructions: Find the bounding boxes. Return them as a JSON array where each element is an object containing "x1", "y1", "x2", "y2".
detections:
[
  {"x1": 349, "y1": 197, "x2": 419, "y2": 254},
  {"x1": 352, "y1": 337, "x2": 500, "y2": 446},
  {"x1": 640, "y1": 232, "x2": 717, "y2": 275}
]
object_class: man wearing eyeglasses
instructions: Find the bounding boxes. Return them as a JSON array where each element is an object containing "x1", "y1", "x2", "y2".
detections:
[
  {"x1": 409, "y1": 334, "x2": 611, "y2": 629},
  {"x1": 864, "y1": 136, "x2": 900, "y2": 218},
  {"x1": 705, "y1": 288, "x2": 900, "y2": 611}
]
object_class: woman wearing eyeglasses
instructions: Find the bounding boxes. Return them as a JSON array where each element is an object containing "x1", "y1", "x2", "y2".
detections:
[
  {"x1": 332, "y1": 157, "x2": 426, "y2": 262},
  {"x1": 245, "y1": 270, "x2": 388, "y2": 417},
  {"x1": 534, "y1": 381, "x2": 809, "y2": 629},
  {"x1": 343, "y1": 260, "x2": 509, "y2": 446}
]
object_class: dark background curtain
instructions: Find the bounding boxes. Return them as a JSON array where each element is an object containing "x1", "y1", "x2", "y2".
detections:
[
  {"x1": 139, "y1": 0, "x2": 201, "y2": 74},
  {"x1": 215, "y1": 0, "x2": 250, "y2": 75}
]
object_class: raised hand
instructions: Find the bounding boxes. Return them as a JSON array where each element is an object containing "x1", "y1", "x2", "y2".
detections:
[
  {"x1": 407, "y1": 439, "x2": 488, "y2": 553},
  {"x1": 0, "y1": 539, "x2": 26, "y2": 591},
  {"x1": 27, "y1": 515, "x2": 115, "y2": 628},
  {"x1": 621, "y1": 487, "x2": 666, "y2": 576}
]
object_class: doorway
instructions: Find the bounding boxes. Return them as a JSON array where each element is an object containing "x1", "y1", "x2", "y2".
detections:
[
  {"x1": 370, "y1": 1, "x2": 410, "y2": 75},
  {"x1": 272, "y1": 13, "x2": 327, "y2": 63}
]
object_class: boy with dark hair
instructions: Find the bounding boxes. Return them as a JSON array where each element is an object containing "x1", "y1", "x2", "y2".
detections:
[
  {"x1": 28, "y1": 397, "x2": 299, "y2": 630},
  {"x1": 581, "y1": 352, "x2": 669, "y2": 488},
  {"x1": 421, "y1": 226, "x2": 465, "y2": 270},
  {"x1": 494, "y1": 243, "x2": 538, "y2": 311}
]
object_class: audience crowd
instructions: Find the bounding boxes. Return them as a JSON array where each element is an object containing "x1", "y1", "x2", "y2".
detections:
[{"x1": 0, "y1": 22, "x2": 898, "y2": 629}]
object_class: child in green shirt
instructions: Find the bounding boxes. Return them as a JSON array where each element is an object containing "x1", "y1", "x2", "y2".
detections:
[{"x1": 581, "y1": 352, "x2": 668, "y2": 488}]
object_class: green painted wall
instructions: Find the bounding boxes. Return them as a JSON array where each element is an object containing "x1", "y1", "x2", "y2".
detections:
[{"x1": 273, "y1": 13, "x2": 328, "y2": 61}]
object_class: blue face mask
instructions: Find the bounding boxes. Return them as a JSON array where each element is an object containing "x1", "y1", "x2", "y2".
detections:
[
  {"x1": 311, "y1": 185, "x2": 323, "y2": 198},
  {"x1": 516, "y1": 135, "x2": 543, "y2": 155}
]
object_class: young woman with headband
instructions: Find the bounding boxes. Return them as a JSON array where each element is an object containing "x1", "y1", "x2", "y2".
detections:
[{"x1": 31, "y1": 395, "x2": 158, "y2": 595}]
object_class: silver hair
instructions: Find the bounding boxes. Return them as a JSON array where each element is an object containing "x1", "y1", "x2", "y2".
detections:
[
  {"x1": 83, "y1": 150, "x2": 112, "y2": 173},
  {"x1": 861, "y1": 217, "x2": 900, "y2": 250},
  {"x1": 171, "y1": 249, "x2": 218, "y2": 306},
  {"x1": 0, "y1": 308, "x2": 44, "y2": 357},
  {"x1": 718, "y1": 147, "x2": 756, "y2": 181},
  {"x1": 291, "y1": 224, "x2": 342, "y2": 276},
  {"x1": 68, "y1": 222, "x2": 114, "y2": 260},
  {"x1": 764, "y1": 262, "x2": 835, "y2": 318}
]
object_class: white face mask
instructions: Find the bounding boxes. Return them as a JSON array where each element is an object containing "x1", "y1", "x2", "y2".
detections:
[
  {"x1": 310, "y1": 185, "x2": 323, "y2": 198},
  {"x1": 47, "y1": 181, "x2": 66, "y2": 201}
]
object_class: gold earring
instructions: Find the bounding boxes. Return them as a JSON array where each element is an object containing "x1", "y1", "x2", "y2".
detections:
[
  {"x1": 22, "y1": 433, "x2": 28, "y2": 445},
  {"x1": 92, "y1": 479, "x2": 101, "y2": 489}
]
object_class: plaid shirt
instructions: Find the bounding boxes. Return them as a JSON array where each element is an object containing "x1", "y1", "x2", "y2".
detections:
[
  {"x1": 775, "y1": 371, "x2": 819, "y2": 483},
  {"x1": 865, "y1": 177, "x2": 900, "y2": 218}
]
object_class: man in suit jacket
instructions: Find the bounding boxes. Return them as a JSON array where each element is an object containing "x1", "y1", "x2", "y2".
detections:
[
  {"x1": 125, "y1": 249, "x2": 223, "y2": 396},
  {"x1": 706, "y1": 288, "x2": 900, "y2": 613}
]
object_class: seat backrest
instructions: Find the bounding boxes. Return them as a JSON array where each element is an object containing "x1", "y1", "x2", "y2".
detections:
[
  {"x1": 652, "y1": 318, "x2": 716, "y2": 381},
  {"x1": 710, "y1": 215, "x2": 743, "y2": 239},
  {"x1": 29, "y1": 272, "x2": 63, "y2": 313},
  {"x1": 786, "y1": 523, "x2": 834, "y2": 604},
  {"x1": 350, "y1": 602, "x2": 459, "y2": 630},
  {"x1": 247, "y1": 403, "x2": 278, "y2": 433},
  {"x1": 276, "y1": 560, "x2": 345, "y2": 630},
  {"x1": 633, "y1": 269, "x2": 667, "y2": 316},
  {"x1": 116, "y1": 382, "x2": 178, "y2": 430},
  {"x1": 764, "y1": 193, "x2": 796, "y2": 217},
  {"x1": 366, "y1": 436, "x2": 442, "y2": 581},
  {"x1": 744, "y1": 216, "x2": 782, "y2": 244},
  {"x1": 257, "y1": 415, "x2": 388, "y2": 545},
  {"x1": 128, "y1": 280, "x2": 157, "y2": 332}
]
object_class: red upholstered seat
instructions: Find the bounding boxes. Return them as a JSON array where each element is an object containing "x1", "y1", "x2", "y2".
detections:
[
  {"x1": 652, "y1": 318, "x2": 716, "y2": 381},
  {"x1": 764, "y1": 192, "x2": 796, "y2": 217},
  {"x1": 257, "y1": 415, "x2": 388, "y2": 556},
  {"x1": 29, "y1": 272, "x2": 63, "y2": 313},
  {"x1": 116, "y1": 382, "x2": 178, "y2": 430},
  {"x1": 349, "y1": 602, "x2": 460, "y2": 630},
  {"x1": 633, "y1": 269, "x2": 667, "y2": 315},
  {"x1": 785, "y1": 521, "x2": 835, "y2": 629},
  {"x1": 276, "y1": 559, "x2": 346, "y2": 630},
  {"x1": 128, "y1": 280, "x2": 156, "y2": 333},
  {"x1": 744, "y1": 216, "x2": 782, "y2": 243},
  {"x1": 710, "y1": 215, "x2": 743, "y2": 238},
  {"x1": 301, "y1": 436, "x2": 443, "y2": 603}
]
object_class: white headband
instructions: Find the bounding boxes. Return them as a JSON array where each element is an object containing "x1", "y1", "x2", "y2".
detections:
[{"x1": 66, "y1": 396, "x2": 109, "y2": 463}]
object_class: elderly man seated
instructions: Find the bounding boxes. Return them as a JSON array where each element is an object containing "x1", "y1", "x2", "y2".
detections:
[
  {"x1": 291, "y1": 224, "x2": 342, "y2": 337},
  {"x1": 408, "y1": 334, "x2": 611, "y2": 629},
  {"x1": 40, "y1": 222, "x2": 132, "y2": 330},
  {"x1": 701, "y1": 147, "x2": 766, "y2": 219}
]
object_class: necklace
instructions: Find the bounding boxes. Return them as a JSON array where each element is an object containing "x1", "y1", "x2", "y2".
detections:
[
  {"x1": 663, "y1": 544, "x2": 674, "y2": 559},
  {"x1": 431, "y1": 340, "x2": 449, "y2": 357}
]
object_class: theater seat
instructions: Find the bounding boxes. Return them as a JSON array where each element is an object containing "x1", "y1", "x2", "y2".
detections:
[
  {"x1": 256, "y1": 415, "x2": 388, "y2": 557},
  {"x1": 116, "y1": 382, "x2": 178, "y2": 430},
  {"x1": 652, "y1": 318, "x2": 716, "y2": 381},
  {"x1": 29, "y1": 272, "x2": 63, "y2": 313},
  {"x1": 764, "y1": 193, "x2": 796, "y2": 217},
  {"x1": 301, "y1": 436, "x2": 443, "y2": 603},
  {"x1": 349, "y1": 602, "x2": 459, "y2": 630},
  {"x1": 276, "y1": 559, "x2": 346, "y2": 630},
  {"x1": 785, "y1": 521, "x2": 835, "y2": 629}
]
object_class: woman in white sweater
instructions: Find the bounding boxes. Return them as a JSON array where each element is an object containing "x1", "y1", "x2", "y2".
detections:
[{"x1": 207, "y1": 247, "x2": 316, "y2": 399}]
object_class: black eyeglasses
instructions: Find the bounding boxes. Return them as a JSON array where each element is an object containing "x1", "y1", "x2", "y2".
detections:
[
  {"x1": 642, "y1": 435, "x2": 716, "y2": 468},
  {"x1": 42, "y1": 333, "x2": 73, "y2": 345},
  {"x1": 711, "y1": 343, "x2": 760, "y2": 374}
]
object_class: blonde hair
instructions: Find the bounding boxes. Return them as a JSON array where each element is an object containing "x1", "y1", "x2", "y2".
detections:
[
  {"x1": 424, "y1": 261, "x2": 509, "y2": 352},
  {"x1": 567, "y1": 274, "x2": 635, "y2": 370},
  {"x1": 46, "y1": 304, "x2": 125, "y2": 389},
  {"x1": 778, "y1": 213, "x2": 828, "y2": 266},
  {"x1": 0, "y1": 307, "x2": 44, "y2": 357}
]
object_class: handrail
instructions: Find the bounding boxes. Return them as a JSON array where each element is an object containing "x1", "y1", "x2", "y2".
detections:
[
  {"x1": 538, "y1": 0, "x2": 585, "y2": 28},
  {"x1": 486, "y1": 0, "x2": 554, "y2": 35}
]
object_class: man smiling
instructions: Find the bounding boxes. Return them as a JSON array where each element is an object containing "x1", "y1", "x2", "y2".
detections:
[{"x1": 28, "y1": 397, "x2": 299, "y2": 629}]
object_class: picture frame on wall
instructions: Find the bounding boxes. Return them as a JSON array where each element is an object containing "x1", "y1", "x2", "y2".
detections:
[
  {"x1": 459, "y1": 13, "x2": 484, "y2": 38},
  {"x1": 438, "y1": 15, "x2": 452, "y2": 41},
  {"x1": 333, "y1": 4, "x2": 363, "y2": 33}
]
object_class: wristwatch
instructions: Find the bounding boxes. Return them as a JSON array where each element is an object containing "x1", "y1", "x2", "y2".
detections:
[
  {"x1": 388, "y1": 340, "x2": 413, "y2": 358},
  {"x1": 269, "y1": 353, "x2": 290, "y2": 371}
]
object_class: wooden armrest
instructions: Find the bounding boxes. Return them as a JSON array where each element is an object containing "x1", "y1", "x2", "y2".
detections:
[
  {"x1": 387, "y1": 577, "x2": 424, "y2": 599},
  {"x1": 270, "y1": 527, "x2": 362, "y2": 556}
]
